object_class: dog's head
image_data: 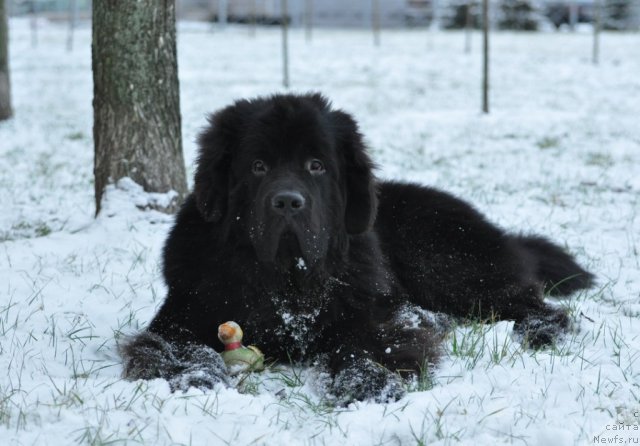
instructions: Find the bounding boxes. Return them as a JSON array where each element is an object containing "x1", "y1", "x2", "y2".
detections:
[{"x1": 194, "y1": 93, "x2": 377, "y2": 271}]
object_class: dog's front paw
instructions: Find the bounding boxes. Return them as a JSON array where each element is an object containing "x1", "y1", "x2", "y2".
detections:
[
  {"x1": 170, "y1": 343, "x2": 231, "y2": 391},
  {"x1": 120, "y1": 331, "x2": 181, "y2": 381},
  {"x1": 120, "y1": 330, "x2": 231, "y2": 391},
  {"x1": 330, "y1": 358, "x2": 406, "y2": 405},
  {"x1": 168, "y1": 368, "x2": 228, "y2": 392}
]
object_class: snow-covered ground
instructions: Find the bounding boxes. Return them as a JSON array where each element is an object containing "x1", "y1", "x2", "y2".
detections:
[{"x1": 1, "y1": 18, "x2": 639, "y2": 445}]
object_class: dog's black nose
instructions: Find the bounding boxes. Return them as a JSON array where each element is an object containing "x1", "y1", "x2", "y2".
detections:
[{"x1": 271, "y1": 191, "x2": 305, "y2": 215}]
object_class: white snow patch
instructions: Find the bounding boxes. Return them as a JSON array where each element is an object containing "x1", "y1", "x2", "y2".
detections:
[
  {"x1": 101, "y1": 177, "x2": 179, "y2": 216},
  {"x1": 295, "y1": 257, "x2": 307, "y2": 270}
]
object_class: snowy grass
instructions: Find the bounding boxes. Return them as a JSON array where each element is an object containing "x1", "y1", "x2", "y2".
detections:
[{"x1": 1, "y1": 18, "x2": 639, "y2": 445}]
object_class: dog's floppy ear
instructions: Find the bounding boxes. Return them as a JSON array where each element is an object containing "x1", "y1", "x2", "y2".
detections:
[
  {"x1": 331, "y1": 110, "x2": 378, "y2": 234},
  {"x1": 194, "y1": 103, "x2": 245, "y2": 222}
]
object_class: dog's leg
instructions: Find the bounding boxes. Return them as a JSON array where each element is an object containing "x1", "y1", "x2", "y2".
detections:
[
  {"x1": 329, "y1": 356, "x2": 406, "y2": 405},
  {"x1": 325, "y1": 307, "x2": 445, "y2": 404}
]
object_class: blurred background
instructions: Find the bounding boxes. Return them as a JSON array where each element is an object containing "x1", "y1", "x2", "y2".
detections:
[{"x1": 5, "y1": 0, "x2": 640, "y2": 32}]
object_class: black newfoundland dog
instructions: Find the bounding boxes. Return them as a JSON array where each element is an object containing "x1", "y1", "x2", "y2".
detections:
[{"x1": 121, "y1": 93, "x2": 593, "y2": 403}]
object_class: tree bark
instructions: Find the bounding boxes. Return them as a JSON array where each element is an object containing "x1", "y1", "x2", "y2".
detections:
[
  {"x1": 0, "y1": 0, "x2": 12, "y2": 121},
  {"x1": 92, "y1": 0, "x2": 187, "y2": 215}
]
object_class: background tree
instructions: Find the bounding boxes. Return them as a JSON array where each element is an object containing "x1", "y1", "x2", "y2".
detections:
[
  {"x1": 604, "y1": 0, "x2": 638, "y2": 30},
  {"x1": 442, "y1": 0, "x2": 480, "y2": 30},
  {"x1": 92, "y1": 0, "x2": 187, "y2": 214},
  {"x1": 498, "y1": 0, "x2": 544, "y2": 31},
  {"x1": 0, "y1": 0, "x2": 12, "y2": 120}
]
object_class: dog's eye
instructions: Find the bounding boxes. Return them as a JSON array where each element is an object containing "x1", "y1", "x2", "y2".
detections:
[
  {"x1": 252, "y1": 160, "x2": 268, "y2": 176},
  {"x1": 307, "y1": 159, "x2": 325, "y2": 175}
]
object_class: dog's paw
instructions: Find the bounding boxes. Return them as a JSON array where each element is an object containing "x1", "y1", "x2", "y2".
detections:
[
  {"x1": 171, "y1": 343, "x2": 231, "y2": 391},
  {"x1": 119, "y1": 331, "x2": 181, "y2": 381},
  {"x1": 330, "y1": 358, "x2": 406, "y2": 405},
  {"x1": 168, "y1": 368, "x2": 228, "y2": 392},
  {"x1": 514, "y1": 307, "x2": 571, "y2": 348},
  {"x1": 120, "y1": 330, "x2": 230, "y2": 391}
]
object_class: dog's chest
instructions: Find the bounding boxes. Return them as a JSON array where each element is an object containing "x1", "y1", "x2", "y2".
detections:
[{"x1": 264, "y1": 279, "x2": 341, "y2": 356}]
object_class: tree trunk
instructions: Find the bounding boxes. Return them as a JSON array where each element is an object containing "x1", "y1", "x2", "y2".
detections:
[
  {"x1": 92, "y1": 0, "x2": 187, "y2": 215},
  {"x1": 0, "y1": 0, "x2": 12, "y2": 121}
]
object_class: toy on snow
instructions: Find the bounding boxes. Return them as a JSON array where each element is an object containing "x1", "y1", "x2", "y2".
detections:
[{"x1": 217, "y1": 321, "x2": 265, "y2": 375}]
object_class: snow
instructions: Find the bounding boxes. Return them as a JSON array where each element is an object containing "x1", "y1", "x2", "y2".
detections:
[
  {"x1": 296, "y1": 257, "x2": 307, "y2": 270},
  {"x1": 1, "y1": 18, "x2": 639, "y2": 445}
]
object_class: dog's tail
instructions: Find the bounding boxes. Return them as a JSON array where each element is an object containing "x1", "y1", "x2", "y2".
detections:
[{"x1": 516, "y1": 235, "x2": 595, "y2": 296}]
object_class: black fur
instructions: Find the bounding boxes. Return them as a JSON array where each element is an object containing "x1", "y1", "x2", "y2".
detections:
[
  {"x1": 516, "y1": 235, "x2": 595, "y2": 296},
  {"x1": 120, "y1": 93, "x2": 594, "y2": 402}
]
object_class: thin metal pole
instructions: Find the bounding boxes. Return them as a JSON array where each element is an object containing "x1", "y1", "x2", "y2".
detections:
[
  {"x1": 372, "y1": 0, "x2": 381, "y2": 47},
  {"x1": 281, "y1": 0, "x2": 290, "y2": 88},
  {"x1": 482, "y1": 0, "x2": 489, "y2": 113},
  {"x1": 593, "y1": 0, "x2": 601, "y2": 65},
  {"x1": 250, "y1": 0, "x2": 256, "y2": 37},
  {"x1": 431, "y1": 0, "x2": 439, "y2": 31},
  {"x1": 67, "y1": 0, "x2": 76, "y2": 52},
  {"x1": 569, "y1": 1, "x2": 578, "y2": 31},
  {"x1": 30, "y1": 0, "x2": 38, "y2": 48},
  {"x1": 465, "y1": 0, "x2": 472, "y2": 53},
  {"x1": 218, "y1": 0, "x2": 228, "y2": 28},
  {"x1": 305, "y1": 0, "x2": 313, "y2": 42}
]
